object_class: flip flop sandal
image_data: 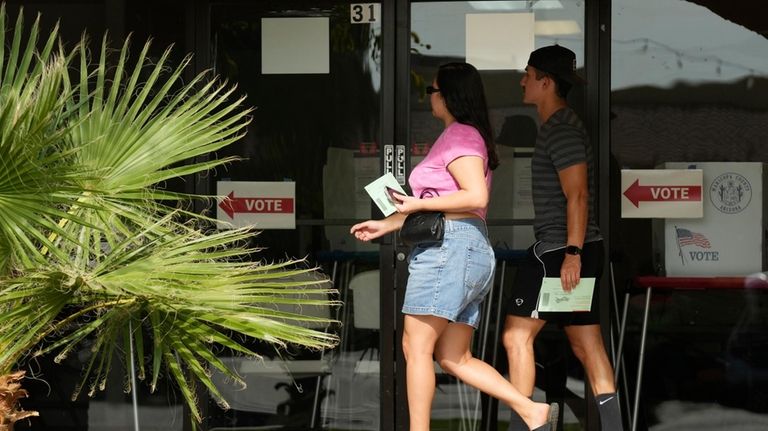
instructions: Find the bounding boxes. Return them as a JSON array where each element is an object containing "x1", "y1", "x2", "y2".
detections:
[{"x1": 531, "y1": 402, "x2": 559, "y2": 431}]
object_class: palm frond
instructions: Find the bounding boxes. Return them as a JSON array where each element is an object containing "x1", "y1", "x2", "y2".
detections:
[
  {"x1": 0, "y1": 18, "x2": 91, "y2": 269},
  {"x1": 1, "y1": 221, "x2": 339, "y2": 424},
  {"x1": 69, "y1": 36, "x2": 249, "y2": 196},
  {"x1": 0, "y1": 6, "x2": 339, "y2": 429}
]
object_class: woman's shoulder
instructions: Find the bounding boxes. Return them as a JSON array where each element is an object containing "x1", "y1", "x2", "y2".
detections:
[
  {"x1": 442, "y1": 122, "x2": 483, "y2": 145},
  {"x1": 433, "y1": 123, "x2": 486, "y2": 163},
  {"x1": 446, "y1": 122, "x2": 481, "y2": 136}
]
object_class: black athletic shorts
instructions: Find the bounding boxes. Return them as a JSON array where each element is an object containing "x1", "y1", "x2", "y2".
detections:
[{"x1": 506, "y1": 240, "x2": 604, "y2": 326}]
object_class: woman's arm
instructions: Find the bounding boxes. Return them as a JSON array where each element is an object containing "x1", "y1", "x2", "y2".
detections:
[
  {"x1": 350, "y1": 212, "x2": 407, "y2": 242},
  {"x1": 394, "y1": 155, "x2": 488, "y2": 214}
]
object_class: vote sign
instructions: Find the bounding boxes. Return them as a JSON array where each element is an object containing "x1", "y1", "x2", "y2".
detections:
[
  {"x1": 217, "y1": 181, "x2": 296, "y2": 229},
  {"x1": 621, "y1": 169, "x2": 703, "y2": 218}
]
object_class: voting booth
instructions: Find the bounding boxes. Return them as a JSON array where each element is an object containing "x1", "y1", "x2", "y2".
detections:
[{"x1": 652, "y1": 162, "x2": 767, "y2": 276}]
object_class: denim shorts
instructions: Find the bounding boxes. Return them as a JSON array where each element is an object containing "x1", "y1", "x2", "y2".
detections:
[{"x1": 402, "y1": 218, "x2": 495, "y2": 328}]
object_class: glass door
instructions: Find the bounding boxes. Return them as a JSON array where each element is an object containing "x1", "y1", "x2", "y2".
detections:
[
  {"x1": 201, "y1": 1, "x2": 591, "y2": 430},
  {"x1": 206, "y1": 1, "x2": 388, "y2": 429},
  {"x1": 402, "y1": 1, "x2": 587, "y2": 430}
]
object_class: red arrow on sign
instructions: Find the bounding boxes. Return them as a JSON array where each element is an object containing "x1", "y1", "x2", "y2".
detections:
[
  {"x1": 623, "y1": 179, "x2": 702, "y2": 208},
  {"x1": 219, "y1": 192, "x2": 294, "y2": 219}
]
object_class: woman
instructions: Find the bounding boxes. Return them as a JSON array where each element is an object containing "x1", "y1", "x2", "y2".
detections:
[{"x1": 350, "y1": 62, "x2": 557, "y2": 431}]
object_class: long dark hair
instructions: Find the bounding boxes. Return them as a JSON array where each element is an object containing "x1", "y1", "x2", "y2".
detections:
[{"x1": 436, "y1": 62, "x2": 499, "y2": 170}]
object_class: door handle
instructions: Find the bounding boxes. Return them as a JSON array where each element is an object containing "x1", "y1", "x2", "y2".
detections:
[
  {"x1": 384, "y1": 144, "x2": 407, "y2": 185},
  {"x1": 395, "y1": 144, "x2": 406, "y2": 185}
]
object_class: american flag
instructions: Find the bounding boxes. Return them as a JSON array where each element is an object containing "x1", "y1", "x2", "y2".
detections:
[{"x1": 676, "y1": 227, "x2": 711, "y2": 248}]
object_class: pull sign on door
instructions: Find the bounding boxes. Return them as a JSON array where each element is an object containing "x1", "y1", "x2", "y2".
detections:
[
  {"x1": 350, "y1": 3, "x2": 380, "y2": 24},
  {"x1": 395, "y1": 145, "x2": 406, "y2": 185},
  {"x1": 383, "y1": 145, "x2": 406, "y2": 186}
]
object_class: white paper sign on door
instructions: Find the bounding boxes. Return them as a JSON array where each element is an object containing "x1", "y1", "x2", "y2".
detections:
[{"x1": 466, "y1": 13, "x2": 534, "y2": 70}]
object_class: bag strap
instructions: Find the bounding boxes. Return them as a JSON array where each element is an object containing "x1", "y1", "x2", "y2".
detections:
[{"x1": 419, "y1": 188, "x2": 439, "y2": 199}]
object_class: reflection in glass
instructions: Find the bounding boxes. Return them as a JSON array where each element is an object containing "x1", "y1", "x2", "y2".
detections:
[
  {"x1": 611, "y1": 1, "x2": 768, "y2": 429},
  {"x1": 409, "y1": 2, "x2": 585, "y2": 430},
  {"x1": 207, "y1": 2, "x2": 383, "y2": 430}
]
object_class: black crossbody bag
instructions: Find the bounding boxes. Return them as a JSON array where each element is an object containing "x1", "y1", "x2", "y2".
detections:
[{"x1": 399, "y1": 189, "x2": 445, "y2": 247}]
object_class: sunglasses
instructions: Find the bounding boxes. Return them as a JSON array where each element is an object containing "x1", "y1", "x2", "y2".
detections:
[{"x1": 426, "y1": 85, "x2": 440, "y2": 94}]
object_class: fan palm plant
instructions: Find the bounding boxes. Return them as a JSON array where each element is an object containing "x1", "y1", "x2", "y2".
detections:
[{"x1": 0, "y1": 6, "x2": 338, "y2": 430}]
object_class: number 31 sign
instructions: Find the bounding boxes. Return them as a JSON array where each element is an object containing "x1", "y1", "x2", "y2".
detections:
[{"x1": 350, "y1": 3, "x2": 380, "y2": 24}]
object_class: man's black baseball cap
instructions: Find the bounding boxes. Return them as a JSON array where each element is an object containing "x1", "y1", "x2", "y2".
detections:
[{"x1": 527, "y1": 45, "x2": 586, "y2": 85}]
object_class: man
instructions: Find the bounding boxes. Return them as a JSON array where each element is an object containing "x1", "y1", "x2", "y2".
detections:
[{"x1": 502, "y1": 45, "x2": 623, "y2": 431}]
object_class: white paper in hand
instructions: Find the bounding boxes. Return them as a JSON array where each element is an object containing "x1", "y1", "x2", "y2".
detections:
[
  {"x1": 364, "y1": 172, "x2": 407, "y2": 216},
  {"x1": 536, "y1": 278, "x2": 596, "y2": 312}
]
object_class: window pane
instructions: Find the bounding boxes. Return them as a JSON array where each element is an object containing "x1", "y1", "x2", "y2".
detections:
[{"x1": 611, "y1": 1, "x2": 768, "y2": 429}]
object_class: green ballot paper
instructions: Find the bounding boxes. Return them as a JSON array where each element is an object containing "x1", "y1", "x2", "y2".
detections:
[
  {"x1": 364, "y1": 172, "x2": 407, "y2": 217},
  {"x1": 536, "y1": 277, "x2": 596, "y2": 312}
]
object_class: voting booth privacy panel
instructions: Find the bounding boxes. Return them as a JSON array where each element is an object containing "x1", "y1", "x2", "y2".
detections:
[{"x1": 653, "y1": 162, "x2": 767, "y2": 276}]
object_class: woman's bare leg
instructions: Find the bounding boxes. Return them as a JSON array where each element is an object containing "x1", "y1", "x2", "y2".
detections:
[
  {"x1": 402, "y1": 314, "x2": 449, "y2": 431},
  {"x1": 434, "y1": 320, "x2": 551, "y2": 429}
]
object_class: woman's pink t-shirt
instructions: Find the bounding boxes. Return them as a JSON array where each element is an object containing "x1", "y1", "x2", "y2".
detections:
[{"x1": 408, "y1": 122, "x2": 492, "y2": 219}]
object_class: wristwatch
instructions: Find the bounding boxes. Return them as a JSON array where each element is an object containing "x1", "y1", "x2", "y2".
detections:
[{"x1": 565, "y1": 245, "x2": 582, "y2": 256}]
